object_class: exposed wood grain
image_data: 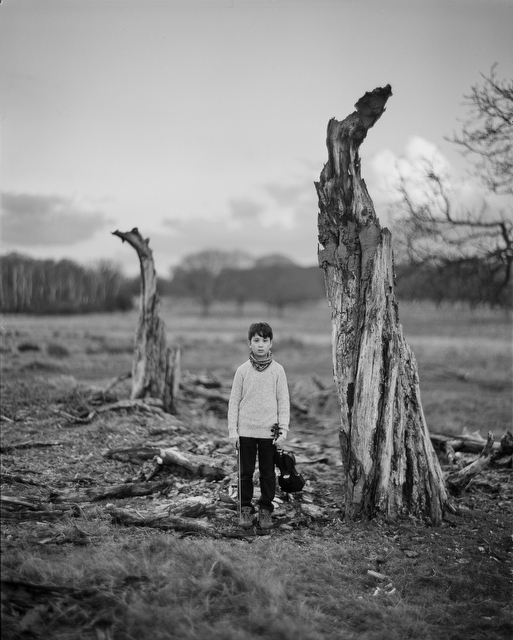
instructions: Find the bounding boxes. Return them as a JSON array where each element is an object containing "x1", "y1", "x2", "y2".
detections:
[{"x1": 316, "y1": 86, "x2": 448, "y2": 523}]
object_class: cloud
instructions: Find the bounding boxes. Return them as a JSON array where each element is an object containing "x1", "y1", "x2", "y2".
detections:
[
  {"x1": 228, "y1": 198, "x2": 265, "y2": 220},
  {"x1": 368, "y1": 136, "x2": 510, "y2": 227},
  {"x1": 1, "y1": 192, "x2": 108, "y2": 246},
  {"x1": 369, "y1": 137, "x2": 452, "y2": 218},
  {"x1": 154, "y1": 172, "x2": 321, "y2": 272},
  {"x1": 264, "y1": 183, "x2": 305, "y2": 207},
  {"x1": 371, "y1": 136, "x2": 451, "y2": 194},
  {"x1": 151, "y1": 199, "x2": 319, "y2": 272},
  {"x1": 161, "y1": 217, "x2": 186, "y2": 233}
]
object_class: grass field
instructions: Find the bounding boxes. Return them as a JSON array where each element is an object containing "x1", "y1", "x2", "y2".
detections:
[
  {"x1": 2, "y1": 298, "x2": 511, "y2": 437},
  {"x1": 1, "y1": 299, "x2": 512, "y2": 639}
]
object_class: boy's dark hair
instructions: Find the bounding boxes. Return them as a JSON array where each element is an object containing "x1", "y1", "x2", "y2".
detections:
[{"x1": 248, "y1": 322, "x2": 273, "y2": 341}]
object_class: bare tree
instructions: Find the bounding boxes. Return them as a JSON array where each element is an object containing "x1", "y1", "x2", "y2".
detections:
[
  {"x1": 171, "y1": 250, "x2": 253, "y2": 316},
  {"x1": 449, "y1": 64, "x2": 513, "y2": 196},
  {"x1": 316, "y1": 85, "x2": 448, "y2": 524},
  {"x1": 391, "y1": 66, "x2": 513, "y2": 307},
  {"x1": 0, "y1": 253, "x2": 132, "y2": 313}
]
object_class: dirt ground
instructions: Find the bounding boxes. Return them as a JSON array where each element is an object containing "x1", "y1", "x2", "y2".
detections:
[{"x1": 1, "y1": 369, "x2": 511, "y2": 560}]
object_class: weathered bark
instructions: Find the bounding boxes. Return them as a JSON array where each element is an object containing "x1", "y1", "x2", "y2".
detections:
[
  {"x1": 315, "y1": 86, "x2": 448, "y2": 523},
  {"x1": 112, "y1": 228, "x2": 180, "y2": 413}
]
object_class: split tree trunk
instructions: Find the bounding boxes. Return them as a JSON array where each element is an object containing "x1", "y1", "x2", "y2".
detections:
[
  {"x1": 315, "y1": 86, "x2": 448, "y2": 524},
  {"x1": 112, "y1": 228, "x2": 180, "y2": 414}
]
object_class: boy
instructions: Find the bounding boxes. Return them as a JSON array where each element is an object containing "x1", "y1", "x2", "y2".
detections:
[{"x1": 228, "y1": 322, "x2": 290, "y2": 529}]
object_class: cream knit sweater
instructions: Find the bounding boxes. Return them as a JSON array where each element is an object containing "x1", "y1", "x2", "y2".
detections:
[{"x1": 227, "y1": 360, "x2": 290, "y2": 439}]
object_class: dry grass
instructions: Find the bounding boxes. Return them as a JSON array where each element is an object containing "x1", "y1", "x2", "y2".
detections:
[{"x1": 2, "y1": 524, "x2": 511, "y2": 640}]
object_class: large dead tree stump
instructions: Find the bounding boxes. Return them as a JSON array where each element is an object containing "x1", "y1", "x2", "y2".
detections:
[
  {"x1": 315, "y1": 86, "x2": 448, "y2": 524},
  {"x1": 112, "y1": 228, "x2": 180, "y2": 414}
]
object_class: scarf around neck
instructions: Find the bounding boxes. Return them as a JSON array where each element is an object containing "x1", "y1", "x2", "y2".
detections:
[{"x1": 249, "y1": 350, "x2": 273, "y2": 372}]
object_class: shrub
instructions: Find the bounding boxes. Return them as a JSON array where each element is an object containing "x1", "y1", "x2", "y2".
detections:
[
  {"x1": 17, "y1": 341, "x2": 40, "y2": 352},
  {"x1": 103, "y1": 341, "x2": 133, "y2": 354},
  {"x1": 21, "y1": 361, "x2": 62, "y2": 372},
  {"x1": 47, "y1": 342, "x2": 70, "y2": 358}
]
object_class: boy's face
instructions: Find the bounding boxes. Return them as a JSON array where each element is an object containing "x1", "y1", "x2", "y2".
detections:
[{"x1": 249, "y1": 333, "x2": 272, "y2": 360}]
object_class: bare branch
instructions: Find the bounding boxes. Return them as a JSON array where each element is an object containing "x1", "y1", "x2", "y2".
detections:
[
  {"x1": 447, "y1": 64, "x2": 513, "y2": 195},
  {"x1": 389, "y1": 153, "x2": 512, "y2": 306}
]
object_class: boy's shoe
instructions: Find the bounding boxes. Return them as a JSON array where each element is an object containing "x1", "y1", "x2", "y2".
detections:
[
  {"x1": 258, "y1": 509, "x2": 273, "y2": 530},
  {"x1": 238, "y1": 507, "x2": 254, "y2": 528}
]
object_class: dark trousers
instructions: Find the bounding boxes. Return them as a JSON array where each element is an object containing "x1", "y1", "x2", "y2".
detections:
[{"x1": 239, "y1": 437, "x2": 276, "y2": 512}]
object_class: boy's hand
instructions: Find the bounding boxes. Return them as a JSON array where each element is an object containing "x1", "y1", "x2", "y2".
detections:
[
  {"x1": 229, "y1": 436, "x2": 239, "y2": 449},
  {"x1": 274, "y1": 433, "x2": 286, "y2": 447}
]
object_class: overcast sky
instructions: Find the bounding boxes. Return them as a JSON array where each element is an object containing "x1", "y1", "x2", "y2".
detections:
[{"x1": 1, "y1": 0, "x2": 512, "y2": 276}]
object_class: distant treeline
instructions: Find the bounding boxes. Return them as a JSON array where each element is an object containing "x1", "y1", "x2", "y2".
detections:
[
  {"x1": 120, "y1": 265, "x2": 324, "y2": 316},
  {"x1": 167, "y1": 264, "x2": 325, "y2": 316},
  {"x1": 395, "y1": 257, "x2": 512, "y2": 309},
  {"x1": 1, "y1": 252, "x2": 510, "y2": 314},
  {"x1": 0, "y1": 253, "x2": 133, "y2": 314}
]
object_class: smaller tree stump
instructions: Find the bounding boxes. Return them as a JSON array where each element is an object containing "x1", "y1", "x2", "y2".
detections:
[{"x1": 112, "y1": 228, "x2": 180, "y2": 413}]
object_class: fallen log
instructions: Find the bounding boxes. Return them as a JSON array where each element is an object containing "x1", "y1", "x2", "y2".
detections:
[
  {"x1": 0, "y1": 495, "x2": 81, "y2": 521},
  {"x1": 106, "y1": 505, "x2": 217, "y2": 535},
  {"x1": 446, "y1": 432, "x2": 495, "y2": 493},
  {"x1": 92, "y1": 480, "x2": 173, "y2": 501},
  {"x1": 96, "y1": 398, "x2": 166, "y2": 416},
  {"x1": 158, "y1": 447, "x2": 227, "y2": 480},
  {"x1": 68, "y1": 399, "x2": 169, "y2": 425},
  {"x1": 102, "y1": 445, "x2": 160, "y2": 463},
  {"x1": 167, "y1": 496, "x2": 214, "y2": 518},
  {"x1": 0, "y1": 473, "x2": 47, "y2": 487},
  {"x1": 48, "y1": 480, "x2": 174, "y2": 503},
  {"x1": 181, "y1": 383, "x2": 230, "y2": 403},
  {"x1": 430, "y1": 432, "x2": 501, "y2": 455},
  {"x1": 30, "y1": 524, "x2": 90, "y2": 546},
  {"x1": 101, "y1": 444, "x2": 229, "y2": 480},
  {"x1": 430, "y1": 431, "x2": 512, "y2": 468},
  {"x1": 0, "y1": 440, "x2": 64, "y2": 453}
]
